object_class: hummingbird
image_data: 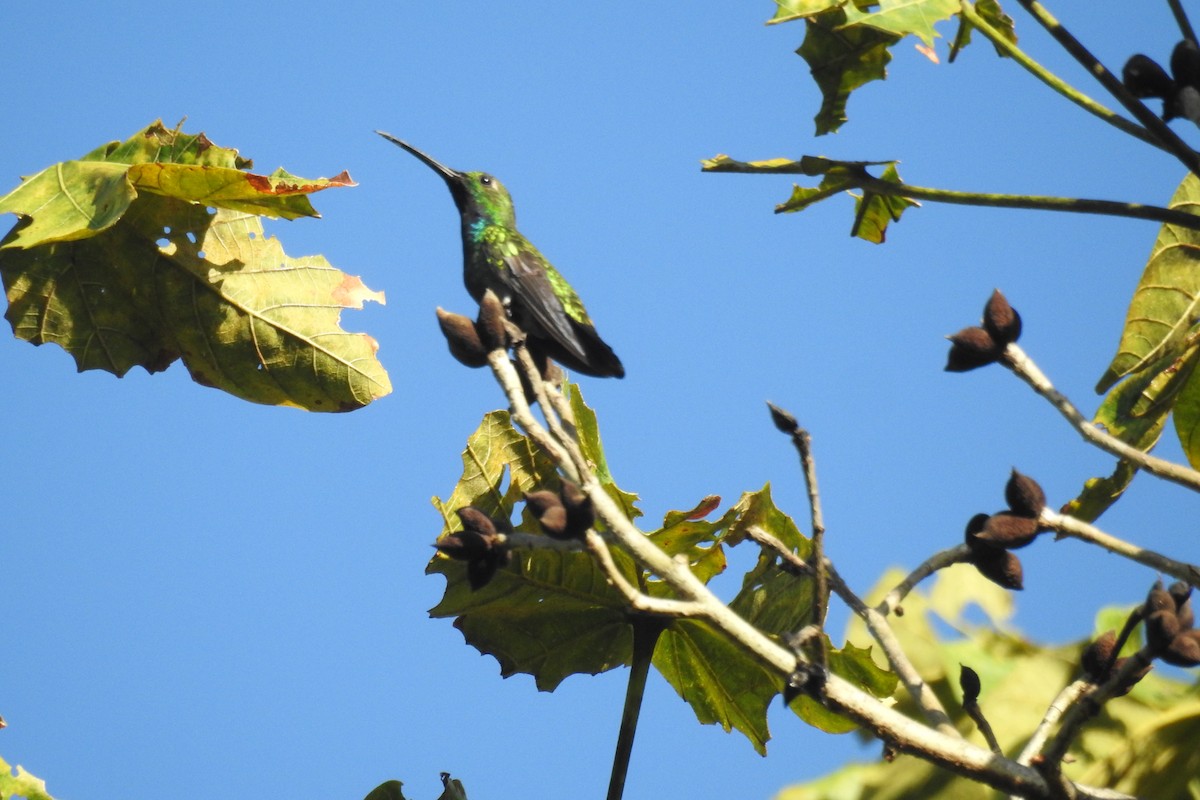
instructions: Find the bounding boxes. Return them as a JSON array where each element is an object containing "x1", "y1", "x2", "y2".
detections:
[{"x1": 377, "y1": 131, "x2": 624, "y2": 379}]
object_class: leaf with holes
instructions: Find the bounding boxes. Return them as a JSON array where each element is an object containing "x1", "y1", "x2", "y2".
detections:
[{"x1": 0, "y1": 121, "x2": 384, "y2": 410}]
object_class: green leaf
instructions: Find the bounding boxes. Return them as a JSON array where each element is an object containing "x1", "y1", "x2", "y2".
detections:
[
  {"x1": 0, "y1": 122, "x2": 383, "y2": 411},
  {"x1": 436, "y1": 774, "x2": 469, "y2": 800},
  {"x1": 0, "y1": 755, "x2": 55, "y2": 800},
  {"x1": 1096, "y1": 173, "x2": 1200, "y2": 393},
  {"x1": 957, "y1": 0, "x2": 1018, "y2": 58},
  {"x1": 1062, "y1": 349, "x2": 1191, "y2": 521},
  {"x1": 431, "y1": 411, "x2": 559, "y2": 533},
  {"x1": 565, "y1": 382, "x2": 641, "y2": 521},
  {"x1": 841, "y1": 0, "x2": 961, "y2": 48},
  {"x1": 797, "y1": 9, "x2": 900, "y2": 135},
  {"x1": 1172, "y1": 353, "x2": 1200, "y2": 468},
  {"x1": 768, "y1": 0, "x2": 842, "y2": 26},
  {"x1": 783, "y1": 571, "x2": 1199, "y2": 800},
  {"x1": 363, "y1": 781, "x2": 408, "y2": 800},
  {"x1": 0, "y1": 121, "x2": 348, "y2": 250},
  {"x1": 653, "y1": 617, "x2": 783, "y2": 754},
  {"x1": 850, "y1": 162, "x2": 920, "y2": 243},
  {"x1": 429, "y1": 546, "x2": 636, "y2": 691}
]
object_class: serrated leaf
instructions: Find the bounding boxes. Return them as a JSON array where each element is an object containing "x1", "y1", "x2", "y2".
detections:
[
  {"x1": 798, "y1": 9, "x2": 900, "y2": 135},
  {"x1": 850, "y1": 162, "x2": 920, "y2": 243},
  {"x1": 0, "y1": 121, "x2": 349, "y2": 249},
  {"x1": 436, "y1": 774, "x2": 469, "y2": 800},
  {"x1": 0, "y1": 756, "x2": 55, "y2": 800},
  {"x1": 431, "y1": 411, "x2": 559, "y2": 533},
  {"x1": 1096, "y1": 173, "x2": 1200, "y2": 393},
  {"x1": 429, "y1": 546, "x2": 636, "y2": 691},
  {"x1": 841, "y1": 0, "x2": 960, "y2": 48},
  {"x1": 565, "y1": 382, "x2": 641, "y2": 521},
  {"x1": 653, "y1": 617, "x2": 783, "y2": 754},
  {"x1": 0, "y1": 122, "x2": 381, "y2": 411},
  {"x1": 768, "y1": 0, "x2": 842, "y2": 26},
  {"x1": 1, "y1": 199, "x2": 389, "y2": 410}
]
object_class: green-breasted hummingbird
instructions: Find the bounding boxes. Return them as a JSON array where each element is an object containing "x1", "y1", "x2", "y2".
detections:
[{"x1": 377, "y1": 132, "x2": 624, "y2": 379}]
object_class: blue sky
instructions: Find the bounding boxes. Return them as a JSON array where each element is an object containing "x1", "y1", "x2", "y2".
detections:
[{"x1": 2, "y1": 2, "x2": 1196, "y2": 799}]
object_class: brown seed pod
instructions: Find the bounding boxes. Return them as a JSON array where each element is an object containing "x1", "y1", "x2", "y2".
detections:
[
  {"x1": 969, "y1": 547, "x2": 1024, "y2": 590},
  {"x1": 945, "y1": 326, "x2": 1002, "y2": 372},
  {"x1": 1145, "y1": 580, "x2": 1175, "y2": 615},
  {"x1": 1081, "y1": 630, "x2": 1117, "y2": 680},
  {"x1": 457, "y1": 506, "x2": 498, "y2": 538},
  {"x1": 476, "y1": 289, "x2": 509, "y2": 352},
  {"x1": 1145, "y1": 608, "x2": 1182, "y2": 654},
  {"x1": 977, "y1": 512, "x2": 1041, "y2": 549},
  {"x1": 982, "y1": 289, "x2": 1022, "y2": 345},
  {"x1": 959, "y1": 664, "x2": 981, "y2": 704},
  {"x1": 559, "y1": 479, "x2": 595, "y2": 537},
  {"x1": 436, "y1": 308, "x2": 488, "y2": 368},
  {"x1": 1004, "y1": 469, "x2": 1046, "y2": 518},
  {"x1": 963, "y1": 512, "x2": 991, "y2": 549},
  {"x1": 1123, "y1": 53, "x2": 1173, "y2": 98},
  {"x1": 1168, "y1": 581, "x2": 1195, "y2": 629},
  {"x1": 524, "y1": 490, "x2": 569, "y2": 538},
  {"x1": 1161, "y1": 629, "x2": 1200, "y2": 667}
]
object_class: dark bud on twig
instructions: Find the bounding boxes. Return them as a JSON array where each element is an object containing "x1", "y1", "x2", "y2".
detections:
[
  {"x1": 964, "y1": 512, "x2": 990, "y2": 543},
  {"x1": 1004, "y1": 469, "x2": 1046, "y2": 518},
  {"x1": 1123, "y1": 54, "x2": 1174, "y2": 98},
  {"x1": 982, "y1": 289, "x2": 1022, "y2": 346},
  {"x1": 968, "y1": 546, "x2": 1024, "y2": 590},
  {"x1": 945, "y1": 327, "x2": 1002, "y2": 372},
  {"x1": 977, "y1": 512, "x2": 1041, "y2": 549},
  {"x1": 1081, "y1": 630, "x2": 1117, "y2": 681},
  {"x1": 959, "y1": 664, "x2": 982, "y2": 704},
  {"x1": 435, "y1": 308, "x2": 489, "y2": 368},
  {"x1": 767, "y1": 402, "x2": 799, "y2": 435},
  {"x1": 1161, "y1": 629, "x2": 1200, "y2": 667},
  {"x1": 476, "y1": 289, "x2": 509, "y2": 352}
]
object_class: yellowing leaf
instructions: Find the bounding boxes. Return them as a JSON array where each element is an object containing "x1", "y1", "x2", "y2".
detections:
[
  {"x1": 842, "y1": 0, "x2": 961, "y2": 49},
  {"x1": 0, "y1": 122, "x2": 384, "y2": 411}
]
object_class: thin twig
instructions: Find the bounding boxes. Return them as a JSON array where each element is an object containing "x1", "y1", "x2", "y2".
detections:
[
  {"x1": 1002, "y1": 343, "x2": 1200, "y2": 494},
  {"x1": 876, "y1": 545, "x2": 974, "y2": 616},
  {"x1": 1039, "y1": 508, "x2": 1200, "y2": 585},
  {"x1": 959, "y1": 0, "x2": 1156, "y2": 146},
  {"x1": 746, "y1": 525, "x2": 960, "y2": 737},
  {"x1": 1014, "y1": 679, "x2": 1092, "y2": 768},
  {"x1": 1014, "y1": 0, "x2": 1200, "y2": 177},
  {"x1": 964, "y1": 698, "x2": 1004, "y2": 755}
]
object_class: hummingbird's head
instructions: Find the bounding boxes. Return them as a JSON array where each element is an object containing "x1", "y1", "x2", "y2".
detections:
[{"x1": 376, "y1": 132, "x2": 516, "y2": 227}]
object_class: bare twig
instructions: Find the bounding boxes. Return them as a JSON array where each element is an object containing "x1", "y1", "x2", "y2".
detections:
[
  {"x1": 1002, "y1": 343, "x2": 1200, "y2": 494},
  {"x1": 964, "y1": 698, "x2": 1004, "y2": 755},
  {"x1": 959, "y1": 0, "x2": 1156, "y2": 146},
  {"x1": 1014, "y1": 679, "x2": 1092, "y2": 768},
  {"x1": 1039, "y1": 508, "x2": 1200, "y2": 585},
  {"x1": 1013, "y1": 0, "x2": 1200, "y2": 177},
  {"x1": 1169, "y1": 0, "x2": 1197, "y2": 45},
  {"x1": 876, "y1": 545, "x2": 974, "y2": 616}
]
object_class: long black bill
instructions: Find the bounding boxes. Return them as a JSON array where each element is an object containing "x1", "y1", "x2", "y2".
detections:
[{"x1": 375, "y1": 131, "x2": 462, "y2": 183}]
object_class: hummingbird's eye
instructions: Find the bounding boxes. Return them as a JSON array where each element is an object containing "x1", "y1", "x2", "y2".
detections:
[{"x1": 480, "y1": 175, "x2": 492, "y2": 186}]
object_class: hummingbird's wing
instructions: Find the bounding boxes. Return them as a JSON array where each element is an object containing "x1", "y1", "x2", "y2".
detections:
[{"x1": 499, "y1": 245, "x2": 625, "y2": 378}]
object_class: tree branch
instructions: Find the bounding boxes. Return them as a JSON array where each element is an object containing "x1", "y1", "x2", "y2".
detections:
[
  {"x1": 1002, "y1": 343, "x2": 1200, "y2": 494},
  {"x1": 1039, "y1": 508, "x2": 1200, "y2": 585}
]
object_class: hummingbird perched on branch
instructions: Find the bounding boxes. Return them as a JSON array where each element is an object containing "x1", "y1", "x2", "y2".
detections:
[{"x1": 377, "y1": 131, "x2": 624, "y2": 379}]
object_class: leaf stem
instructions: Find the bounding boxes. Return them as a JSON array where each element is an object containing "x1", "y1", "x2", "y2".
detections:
[
  {"x1": 606, "y1": 619, "x2": 666, "y2": 800},
  {"x1": 959, "y1": 0, "x2": 1155, "y2": 146}
]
